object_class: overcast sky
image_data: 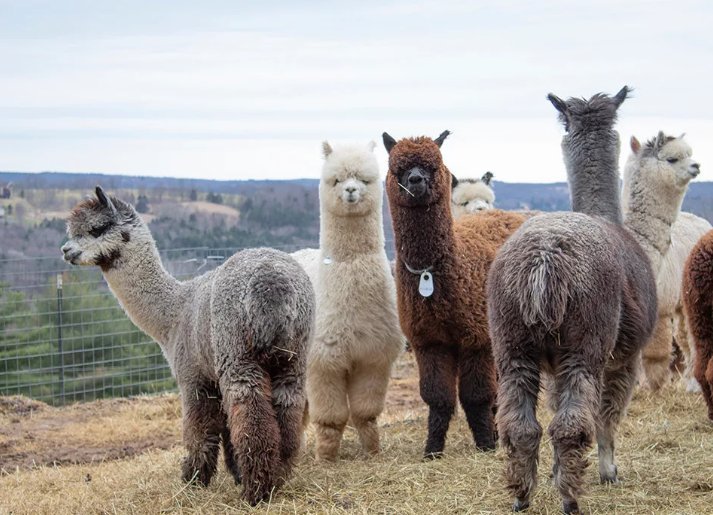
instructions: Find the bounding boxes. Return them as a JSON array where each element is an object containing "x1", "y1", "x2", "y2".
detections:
[{"x1": 1, "y1": 0, "x2": 711, "y2": 183}]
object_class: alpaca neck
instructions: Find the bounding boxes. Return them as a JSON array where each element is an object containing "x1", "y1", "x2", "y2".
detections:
[
  {"x1": 390, "y1": 200, "x2": 456, "y2": 270},
  {"x1": 102, "y1": 231, "x2": 183, "y2": 347},
  {"x1": 564, "y1": 131, "x2": 623, "y2": 224},
  {"x1": 624, "y1": 184, "x2": 684, "y2": 273},
  {"x1": 320, "y1": 209, "x2": 384, "y2": 261}
]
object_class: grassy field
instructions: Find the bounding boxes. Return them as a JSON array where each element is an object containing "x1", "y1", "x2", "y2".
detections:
[{"x1": 0, "y1": 352, "x2": 712, "y2": 514}]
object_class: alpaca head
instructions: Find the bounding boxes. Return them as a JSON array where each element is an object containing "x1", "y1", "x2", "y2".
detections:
[
  {"x1": 625, "y1": 132, "x2": 700, "y2": 198},
  {"x1": 320, "y1": 141, "x2": 381, "y2": 217},
  {"x1": 548, "y1": 86, "x2": 630, "y2": 136},
  {"x1": 62, "y1": 186, "x2": 145, "y2": 270},
  {"x1": 451, "y1": 172, "x2": 496, "y2": 218},
  {"x1": 382, "y1": 130, "x2": 451, "y2": 208}
]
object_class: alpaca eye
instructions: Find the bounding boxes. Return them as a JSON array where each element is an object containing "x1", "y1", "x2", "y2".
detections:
[
  {"x1": 666, "y1": 157, "x2": 679, "y2": 164},
  {"x1": 362, "y1": 180, "x2": 370, "y2": 185},
  {"x1": 89, "y1": 223, "x2": 112, "y2": 238},
  {"x1": 460, "y1": 202, "x2": 469, "y2": 207}
]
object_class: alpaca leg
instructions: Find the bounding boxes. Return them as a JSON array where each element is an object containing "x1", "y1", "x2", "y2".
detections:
[
  {"x1": 641, "y1": 315, "x2": 673, "y2": 390},
  {"x1": 675, "y1": 311, "x2": 701, "y2": 392},
  {"x1": 413, "y1": 344, "x2": 458, "y2": 458},
  {"x1": 271, "y1": 360, "x2": 307, "y2": 479},
  {"x1": 695, "y1": 350, "x2": 713, "y2": 421},
  {"x1": 221, "y1": 365, "x2": 281, "y2": 505},
  {"x1": 496, "y1": 348, "x2": 541, "y2": 511},
  {"x1": 306, "y1": 361, "x2": 349, "y2": 461},
  {"x1": 596, "y1": 355, "x2": 638, "y2": 484},
  {"x1": 549, "y1": 364, "x2": 599, "y2": 514},
  {"x1": 221, "y1": 423, "x2": 241, "y2": 484},
  {"x1": 347, "y1": 362, "x2": 391, "y2": 456},
  {"x1": 458, "y1": 345, "x2": 497, "y2": 450},
  {"x1": 180, "y1": 381, "x2": 223, "y2": 486}
]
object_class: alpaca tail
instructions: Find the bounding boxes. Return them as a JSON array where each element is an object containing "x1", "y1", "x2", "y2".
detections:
[{"x1": 519, "y1": 248, "x2": 571, "y2": 332}]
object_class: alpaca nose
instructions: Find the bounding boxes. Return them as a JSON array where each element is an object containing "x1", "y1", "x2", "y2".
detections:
[
  {"x1": 346, "y1": 186, "x2": 357, "y2": 193},
  {"x1": 408, "y1": 172, "x2": 424, "y2": 185},
  {"x1": 61, "y1": 243, "x2": 71, "y2": 254},
  {"x1": 690, "y1": 162, "x2": 700, "y2": 176}
]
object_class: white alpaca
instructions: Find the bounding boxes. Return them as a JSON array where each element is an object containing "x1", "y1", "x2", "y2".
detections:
[
  {"x1": 291, "y1": 141, "x2": 403, "y2": 461},
  {"x1": 621, "y1": 134, "x2": 705, "y2": 391},
  {"x1": 450, "y1": 172, "x2": 495, "y2": 218}
]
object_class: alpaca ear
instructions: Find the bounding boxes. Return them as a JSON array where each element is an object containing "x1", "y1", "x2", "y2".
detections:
[
  {"x1": 367, "y1": 141, "x2": 376, "y2": 152},
  {"x1": 96, "y1": 185, "x2": 117, "y2": 216},
  {"x1": 451, "y1": 173, "x2": 459, "y2": 189},
  {"x1": 434, "y1": 130, "x2": 450, "y2": 148},
  {"x1": 654, "y1": 131, "x2": 667, "y2": 151},
  {"x1": 613, "y1": 85, "x2": 631, "y2": 108},
  {"x1": 679, "y1": 132, "x2": 686, "y2": 140},
  {"x1": 630, "y1": 136, "x2": 641, "y2": 154},
  {"x1": 322, "y1": 141, "x2": 333, "y2": 159},
  {"x1": 481, "y1": 171, "x2": 493, "y2": 185},
  {"x1": 547, "y1": 93, "x2": 568, "y2": 116},
  {"x1": 382, "y1": 132, "x2": 397, "y2": 153}
]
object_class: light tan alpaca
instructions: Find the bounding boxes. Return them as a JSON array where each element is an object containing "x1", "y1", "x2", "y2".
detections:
[
  {"x1": 292, "y1": 141, "x2": 402, "y2": 461},
  {"x1": 450, "y1": 172, "x2": 495, "y2": 218},
  {"x1": 622, "y1": 133, "x2": 701, "y2": 390}
]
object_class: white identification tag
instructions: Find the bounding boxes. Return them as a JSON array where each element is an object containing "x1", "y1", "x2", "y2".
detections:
[
  {"x1": 419, "y1": 271, "x2": 434, "y2": 297},
  {"x1": 323, "y1": 256, "x2": 333, "y2": 265}
]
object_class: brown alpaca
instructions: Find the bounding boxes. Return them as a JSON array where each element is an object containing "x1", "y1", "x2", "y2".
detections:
[
  {"x1": 682, "y1": 229, "x2": 713, "y2": 420},
  {"x1": 382, "y1": 131, "x2": 527, "y2": 457}
]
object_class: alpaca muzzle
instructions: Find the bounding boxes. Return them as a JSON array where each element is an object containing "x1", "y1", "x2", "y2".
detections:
[{"x1": 406, "y1": 168, "x2": 427, "y2": 198}]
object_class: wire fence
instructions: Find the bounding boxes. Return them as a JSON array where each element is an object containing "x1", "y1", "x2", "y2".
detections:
[{"x1": 0, "y1": 243, "x2": 329, "y2": 406}]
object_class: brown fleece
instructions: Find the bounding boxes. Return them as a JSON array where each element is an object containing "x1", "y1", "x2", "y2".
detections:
[
  {"x1": 385, "y1": 135, "x2": 527, "y2": 456},
  {"x1": 682, "y1": 229, "x2": 713, "y2": 420}
]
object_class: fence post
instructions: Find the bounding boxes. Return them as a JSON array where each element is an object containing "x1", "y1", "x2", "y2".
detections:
[{"x1": 56, "y1": 273, "x2": 65, "y2": 404}]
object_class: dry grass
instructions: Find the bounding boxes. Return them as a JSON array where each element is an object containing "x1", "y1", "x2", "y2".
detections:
[{"x1": 1, "y1": 353, "x2": 712, "y2": 514}]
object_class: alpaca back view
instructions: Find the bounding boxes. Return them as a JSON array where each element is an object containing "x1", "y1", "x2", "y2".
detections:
[
  {"x1": 294, "y1": 141, "x2": 403, "y2": 460},
  {"x1": 487, "y1": 87, "x2": 658, "y2": 513}
]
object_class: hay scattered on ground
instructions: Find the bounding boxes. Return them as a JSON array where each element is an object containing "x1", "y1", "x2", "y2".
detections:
[{"x1": 0, "y1": 353, "x2": 712, "y2": 514}]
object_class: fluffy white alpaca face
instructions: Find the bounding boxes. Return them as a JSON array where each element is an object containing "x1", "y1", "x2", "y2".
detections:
[
  {"x1": 62, "y1": 188, "x2": 141, "y2": 269},
  {"x1": 655, "y1": 137, "x2": 700, "y2": 188},
  {"x1": 451, "y1": 180, "x2": 495, "y2": 219},
  {"x1": 320, "y1": 141, "x2": 381, "y2": 216}
]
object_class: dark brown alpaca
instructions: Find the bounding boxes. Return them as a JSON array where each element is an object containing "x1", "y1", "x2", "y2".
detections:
[
  {"x1": 382, "y1": 131, "x2": 527, "y2": 457},
  {"x1": 487, "y1": 88, "x2": 660, "y2": 514},
  {"x1": 682, "y1": 229, "x2": 713, "y2": 420}
]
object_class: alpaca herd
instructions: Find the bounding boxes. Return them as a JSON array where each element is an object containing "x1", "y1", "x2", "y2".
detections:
[{"x1": 61, "y1": 86, "x2": 712, "y2": 513}]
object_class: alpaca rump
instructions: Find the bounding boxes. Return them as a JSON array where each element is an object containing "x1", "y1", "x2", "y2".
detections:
[
  {"x1": 621, "y1": 133, "x2": 703, "y2": 391},
  {"x1": 488, "y1": 88, "x2": 660, "y2": 514},
  {"x1": 62, "y1": 188, "x2": 315, "y2": 505},
  {"x1": 682, "y1": 229, "x2": 713, "y2": 420},
  {"x1": 382, "y1": 131, "x2": 527, "y2": 458},
  {"x1": 291, "y1": 141, "x2": 403, "y2": 461}
]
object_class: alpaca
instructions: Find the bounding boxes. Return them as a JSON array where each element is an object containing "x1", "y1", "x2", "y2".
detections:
[
  {"x1": 682, "y1": 229, "x2": 713, "y2": 420},
  {"x1": 62, "y1": 187, "x2": 314, "y2": 505},
  {"x1": 488, "y1": 88, "x2": 668, "y2": 514},
  {"x1": 382, "y1": 130, "x2": 527, "y2": 457},
  {"x1": 621, "y1": 134, "x2": 702, "y2": 394},
  {"x1": 451, "y1": 172, "x2": 495, "y2": 218},
  {"x1": 291, "y1": 141, "x2": 403, "y2": 461}
]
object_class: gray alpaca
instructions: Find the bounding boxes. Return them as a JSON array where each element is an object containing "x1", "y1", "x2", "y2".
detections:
[
  {"x1": 487, "y1": 88, "x2": 658, "y2": 514},
  {"x1": 62, "y1": 187, "x2": 315, "y2": 505}
]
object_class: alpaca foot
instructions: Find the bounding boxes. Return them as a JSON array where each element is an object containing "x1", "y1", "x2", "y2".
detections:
[
  {"x1": 315, "y1": 423, "x2": 344, "y2": 461},
  {"x1": 512, "y1": 498, "x2": 530, "y2": 512},
  {"x1": 685, "y1": 377, "x2": 702, "y2": 393},
  {"x1": 599, "y1": 464, "x2": 619, "y2": 484},
  {"x1": 181, "y1": 454, "x2": 215, "y2": 486},
  {"x1": 355, "y1": 417, "x2": 380, "y2": 456},
  {"x1": 562, "y1": 499, "x2": 580, "y2": 514},
  {"x1": 241, "y1": 483, "x2": 274, "y2": 506},
  {"x1": 422, "y1": 451, "x2": 444, "y2": 461}
]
